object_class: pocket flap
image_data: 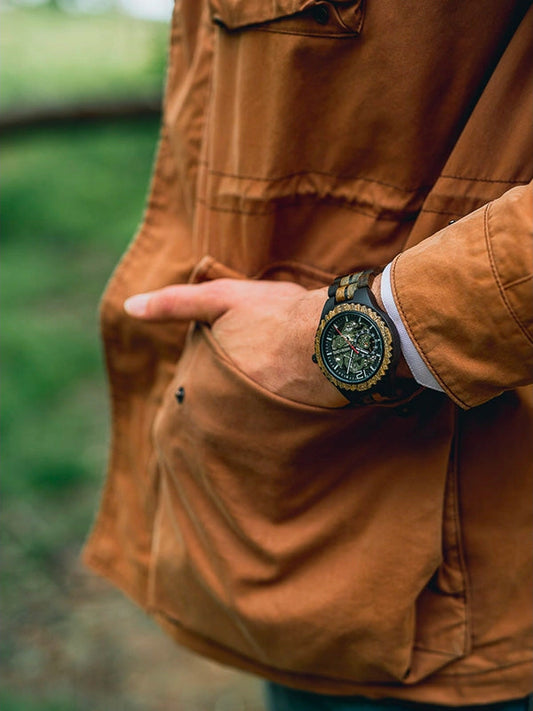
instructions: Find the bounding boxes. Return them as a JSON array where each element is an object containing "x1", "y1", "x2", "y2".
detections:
[
  {"x1": 210, "y1": 0, "x2": 314, "y2": 29},
  {"x1": 209, "y1": 0, "x2": 363, "y2": 32}
]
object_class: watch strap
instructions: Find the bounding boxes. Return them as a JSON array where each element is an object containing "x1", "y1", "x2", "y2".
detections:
[
  {"x1": 318, "y1": 269, "x2": 421, "y2": 407},
  {"x1": 327, "y1": 269, "x2": 378, "y2": 303},
  {"x1": 321, "y1": 270, "x2": 377, "y2": 322}
]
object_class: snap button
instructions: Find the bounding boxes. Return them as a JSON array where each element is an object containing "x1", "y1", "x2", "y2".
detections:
[
  {"x1": 311, "y1": 3, "x2": 330, "y2": 25},
  {"x1": 175, "y1": 386, "x2": 185, "y2": 404}
]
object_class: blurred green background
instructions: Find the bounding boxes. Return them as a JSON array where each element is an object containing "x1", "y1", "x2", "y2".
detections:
[{"x1": 1, "y1": 2, "x2": 263, "y2": 709}]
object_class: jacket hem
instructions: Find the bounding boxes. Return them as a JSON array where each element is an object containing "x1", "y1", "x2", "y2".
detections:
[
  {"x1": 155, "y1": 610, "x2": 533, "y2": 706},
  {"x1": 83, "y1": 552, "x2": 533, "y2": 707}
]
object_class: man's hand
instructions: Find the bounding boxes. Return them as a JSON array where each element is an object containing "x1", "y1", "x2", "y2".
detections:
[{"x1": 124, "y1": 279, "x2": 348, "y2": 408}]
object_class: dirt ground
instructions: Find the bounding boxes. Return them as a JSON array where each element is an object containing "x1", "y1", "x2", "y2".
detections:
[{"x1": 2, "y1": 547, "x2": 266, "y2": 711}]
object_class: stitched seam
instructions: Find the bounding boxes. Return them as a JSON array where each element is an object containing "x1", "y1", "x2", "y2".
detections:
[
  {"x1": 201, "y1": 164, "x2": 530, "y2": 192},
  {"x1": 196, "y1": 195, "x2": 411, "y2": 221},
  {"x1": 452, "y1": 415, "x2": 473, "y2": 654},
  {"x1": 484, "y1": 203, "x2": 533, "y2": 345},
  {"x1": 420, "y1": 207, "x2": 462, "y2": 218},
  {"x1": 254, "y1": 26, "x2": 358, "y2": 38},
  {"x1": 434, "y1": 657, "x2": 533, "y2": 678},
  {"x1": 199, "y1": 162, "x2": 433, "y2": 193},
  {"x1": 440, "y1": 174, "x2": 528, "y2": 184},
  {"x1": 390, "y1": 257, "x2": 468, "y2": 408},
  {"x1": 415, "y1": 419, "x2": 472, "y2": 657},
  {"x1": 193, "y1": 19, "x2": 217, "y2": 207},
  {"x1": 505, "y1": 273, "x2": 533, "y2": 289}
]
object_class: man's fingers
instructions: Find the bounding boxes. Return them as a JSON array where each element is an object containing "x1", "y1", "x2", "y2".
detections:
[{"x1": 124, "y1": 280, "x2": 236, "y2": 323}]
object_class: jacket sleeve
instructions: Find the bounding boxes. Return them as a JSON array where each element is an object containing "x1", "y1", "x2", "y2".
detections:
[{"x1": 391, "y1": 182, "x2": 533, "y2": 409}]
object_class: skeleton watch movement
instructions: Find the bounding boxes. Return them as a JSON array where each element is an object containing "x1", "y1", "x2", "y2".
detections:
[{"x1": 313, "y1": 270, "x2": 401, "y2": 404}]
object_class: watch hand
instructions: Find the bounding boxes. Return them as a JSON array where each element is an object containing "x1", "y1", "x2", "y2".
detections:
[
  {"x1": 334, "y1": 325, "x2": 360, "y2": 354},
  {"x1": 347, "y1": 350, "x2": 354, "y2": 372}
]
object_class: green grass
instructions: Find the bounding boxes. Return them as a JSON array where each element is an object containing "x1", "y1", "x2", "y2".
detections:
[
  {"x1": 0, "y1": 6, "x2": 169, "y2": 109},
  {"x1": 0, "y1": 8, "x2": 171, "y2": 706},
  {"x1": 1, "y1": 117, "x2": 161, "y2": 707},
  {"x1": 1, "y1": 13, "x2": 263, "y2": 711},
  {"x1": 1, "y1": 118, "x2": 160, "y2": 500},
  {"x1": 0, "y1": 692, "x2": 74, "y2": 711}
]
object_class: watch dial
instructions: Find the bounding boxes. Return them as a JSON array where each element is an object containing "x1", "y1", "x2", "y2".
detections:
[{"x1": 321, "y1": 311, "x2": 384, "y2": 384}]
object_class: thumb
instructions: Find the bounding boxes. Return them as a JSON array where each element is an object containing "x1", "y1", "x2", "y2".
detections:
[{"x1": 124, "y1": 280, "x2": 236, "y2": 323}]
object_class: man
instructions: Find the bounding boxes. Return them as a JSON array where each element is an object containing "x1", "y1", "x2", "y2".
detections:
[{"x1": 84, "y1": 1, "x2": 533, "y2": 708}]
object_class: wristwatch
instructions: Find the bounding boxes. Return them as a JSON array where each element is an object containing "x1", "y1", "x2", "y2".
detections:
[{"x1": 313, "y1": 269, "x2": 403, "y2": 405}]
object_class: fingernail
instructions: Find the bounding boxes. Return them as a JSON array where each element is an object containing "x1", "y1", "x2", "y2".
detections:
[{"x1": 124, "y1": 293, "x2": 151, "y2": 317}]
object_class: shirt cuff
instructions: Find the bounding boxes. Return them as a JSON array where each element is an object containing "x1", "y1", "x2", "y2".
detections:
[{"x1": 380, "y1": 263, "x2": 444, "y2": 393}]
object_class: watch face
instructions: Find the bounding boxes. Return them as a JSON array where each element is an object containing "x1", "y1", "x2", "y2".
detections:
[{"x1": 315, "y1": 304, "x2": 394, "y2": 391}]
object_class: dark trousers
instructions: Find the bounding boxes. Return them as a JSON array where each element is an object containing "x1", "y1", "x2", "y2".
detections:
[{"x1": 265, "y1": 683, "x2": 533, "y2": 711}]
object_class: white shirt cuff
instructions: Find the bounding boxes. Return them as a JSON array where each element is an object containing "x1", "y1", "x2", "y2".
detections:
[{"x1": 380, "y1": 263, "x2": 444, "y2": 393}]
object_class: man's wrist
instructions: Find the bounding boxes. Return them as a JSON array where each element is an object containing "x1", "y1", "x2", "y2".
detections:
[{"x1": 370, "y1": 272, "x2": 385, "y2": 310}]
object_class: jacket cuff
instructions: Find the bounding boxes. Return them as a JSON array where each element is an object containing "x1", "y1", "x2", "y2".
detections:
[{"x1": 390, "y1": 183, "x2": 533, "y2": 409}]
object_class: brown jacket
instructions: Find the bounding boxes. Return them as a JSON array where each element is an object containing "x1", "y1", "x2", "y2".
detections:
[{"x1": 84, "y1": 0, "x2": 533, "y2": 704}]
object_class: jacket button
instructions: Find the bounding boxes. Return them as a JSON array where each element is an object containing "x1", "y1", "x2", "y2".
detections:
[
  {"x1": 175, "y1": 386, "x2": 185, "y2": 404},
  {"x1": 311, "y1": 3, "x2": 330, "y2": 24}
]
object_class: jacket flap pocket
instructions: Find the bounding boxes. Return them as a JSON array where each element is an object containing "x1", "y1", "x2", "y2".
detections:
[
  {"x1": 209, "y1": 0, "x2": 364, "y2": 34},
  {"x1": 150, "y1": 323, "x2": 463, "y2": 683},
  {"x1": 210, "y1": 0, "x2": 315, "y2": 29}
]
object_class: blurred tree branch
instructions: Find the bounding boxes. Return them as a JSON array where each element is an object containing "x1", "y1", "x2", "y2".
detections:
[{"x1": 0, "y1": 94, "x2": 161, "y2": 132}]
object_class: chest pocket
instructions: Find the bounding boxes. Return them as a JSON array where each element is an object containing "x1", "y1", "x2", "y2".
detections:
[
  {"x1": 196, "y1": 0, "x2": 404, "y2": 274},
  {"x1": 203, "y1": 0, "x2": 367, "y2": 193},
  {"x1": 208, "y1": 0, "x2": 365, "y2": 36}
]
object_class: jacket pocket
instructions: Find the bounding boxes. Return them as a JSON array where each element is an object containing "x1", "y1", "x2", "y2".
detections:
[
  {"x1": 209, "y1": 0, "x2": 365, "y2": 36},
  {"x1": 147, "y1": 258, "x2": 467, "y2": 685}
]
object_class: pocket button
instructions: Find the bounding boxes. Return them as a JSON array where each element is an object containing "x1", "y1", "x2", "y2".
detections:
[{"x1": 311, "y1": 3, "x2": 330, "y2": 25}]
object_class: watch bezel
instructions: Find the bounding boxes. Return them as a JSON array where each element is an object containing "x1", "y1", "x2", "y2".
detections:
[{"x1": 314, "y1": 303, "x2": 395, "y2": 393}]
